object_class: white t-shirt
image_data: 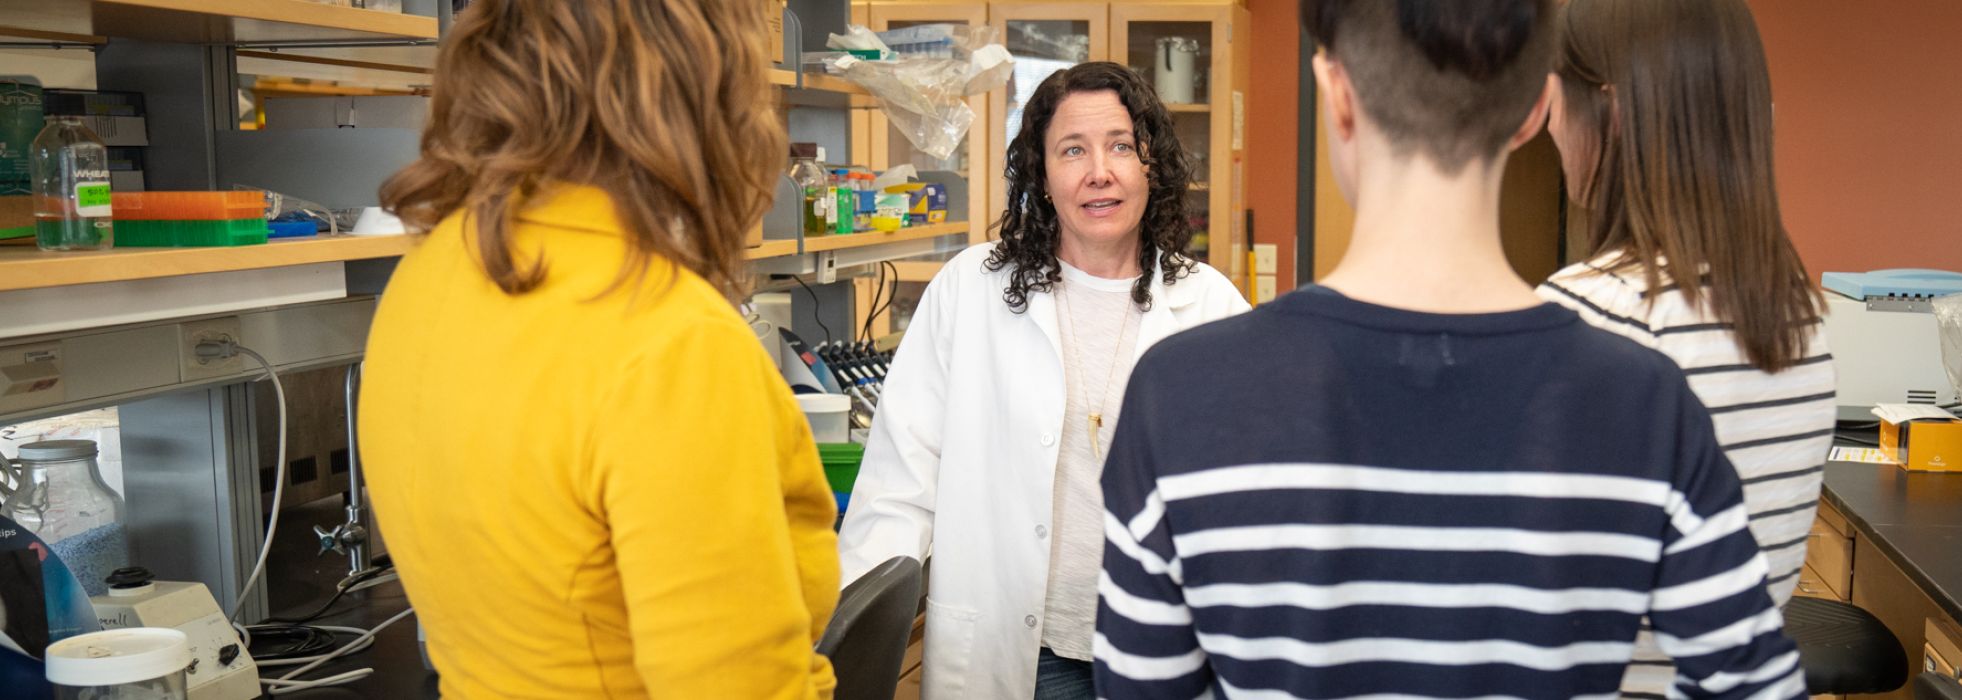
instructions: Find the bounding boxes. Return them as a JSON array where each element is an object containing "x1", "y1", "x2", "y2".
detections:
[
  {"x1": 1540, "y1": 255, "x2": 1835, "y2": 697},
  {"x1": 1042, "y1": 260, "x2": 1142, "y2": 661}
]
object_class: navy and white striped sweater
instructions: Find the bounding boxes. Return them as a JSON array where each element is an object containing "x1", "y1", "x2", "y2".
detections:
[{"x1": 1094, "y1": 287, "x2": 1804, "y2": 700}]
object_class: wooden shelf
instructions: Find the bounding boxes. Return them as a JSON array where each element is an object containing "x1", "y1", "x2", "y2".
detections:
[
  {"x1": 0, "y1": 234, "x2": 416, "y2": 292},
  {"x1": 769, "y1": 68, "x2": 871, "y2": 96},
  {"x1": 1166, "y1": 103, "x2": 1211, "y2": 113},
  {"x1": 801, "y1": 223, "x2": 967, "y2": 253},
  {"x1": 0, "y1": 0, "x2": 439, "y2": 46},
  {"x1": 889, "y1": 260, "x2": 944, "y2": 282},
  {"x1": 745, "y1": 239, "x2": 800, "y2": 260}
]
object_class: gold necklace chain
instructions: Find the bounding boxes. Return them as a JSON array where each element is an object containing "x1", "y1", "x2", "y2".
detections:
[{"x1": 1056, "y1": 279, "x2": 1135, "y2": 461}]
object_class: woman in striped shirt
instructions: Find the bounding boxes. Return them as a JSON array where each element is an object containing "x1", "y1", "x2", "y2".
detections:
[{"x1": 1538, "y1": 1, "x2": 1834, "y2": 695}]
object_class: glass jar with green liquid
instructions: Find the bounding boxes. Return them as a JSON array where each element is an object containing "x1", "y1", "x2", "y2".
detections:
[{"x1": 30, "y1": 115, "x2": 113, "y2": 251}]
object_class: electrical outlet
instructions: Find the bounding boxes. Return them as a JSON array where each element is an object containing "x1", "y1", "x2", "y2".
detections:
[
  {"x1": 180, "y1": 317, "x2": 244, "y2": 382},
  {"x1": 1253, "y1": 244, "x2": 1278, "y2": 275},
  {"x1": 1256, "y1": 275, "x2": 1277, "y2": 304}
]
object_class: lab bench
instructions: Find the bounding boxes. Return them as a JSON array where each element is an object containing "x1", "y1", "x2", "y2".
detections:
[{"x1": 1808, "y1": 457, "x2": 1962, "y2": 699}]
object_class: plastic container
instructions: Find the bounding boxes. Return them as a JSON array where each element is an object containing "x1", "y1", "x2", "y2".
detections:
[
  {"x1": 2, "y1": 440, "x2": 129, "y2": 596},
  {"x1": 111, "y1": 191, "x2": 263, "y2": 221},
  {"x1": 268, "y1": 219, "x2": 317, "y2": 239},
  {"x1": 113, "y1": 218, "x2": 269, "y2": 247},
  {"x1": 46, "y1": 628, "x2": 191, "y2": 700},
  {"x1": 830, "y1": 169, "x2": 854, "y2": 234},
  {"x1": 818, "y1": 442, "x2": 865, "y2": 494},
  {"x1": 796, "y1": 393, "x2": 852, "y2": 443}
]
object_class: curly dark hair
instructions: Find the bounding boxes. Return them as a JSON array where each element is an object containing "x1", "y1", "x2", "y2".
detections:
[{"x1": 986, "y1": 61, "x2": 1198, "y2": 313}]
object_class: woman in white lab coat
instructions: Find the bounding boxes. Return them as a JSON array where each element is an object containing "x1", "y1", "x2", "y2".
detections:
[{"x1": 837, "y1": 62, "x2": 1249, "y2": 700}]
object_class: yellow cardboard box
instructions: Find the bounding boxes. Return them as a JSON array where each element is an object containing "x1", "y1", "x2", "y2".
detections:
[
  {"x1": 1881, "y1": 414, "x2": 1962, "y2": 472},
  {"x1": 768, "y1": 1, "x2": 786, "y2": 63}
]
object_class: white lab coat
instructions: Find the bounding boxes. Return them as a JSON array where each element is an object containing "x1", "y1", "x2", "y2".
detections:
[{"x1": 837, "y1": 242, "x2": 1250, "y2": 700}]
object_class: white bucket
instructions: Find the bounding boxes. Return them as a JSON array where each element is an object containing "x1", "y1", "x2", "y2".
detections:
[{"x1": 796, "y1": 393, "x2": 852, "y2": 444}]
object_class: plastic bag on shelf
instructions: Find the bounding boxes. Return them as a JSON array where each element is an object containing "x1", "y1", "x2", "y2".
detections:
[
  {"x1": 1936, "y1": 293, "x2": 1962, "y2": 401},
  {"x1": 237, "y1": 185, "x2": 358, "y2": 235},
  {"x1": 817, "y1": 24, "x2": 1014, "y2": 161}
]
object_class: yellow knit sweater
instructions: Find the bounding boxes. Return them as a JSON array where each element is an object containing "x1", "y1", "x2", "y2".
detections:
[{"x1": 360, "y1": 185, "x2": 838, "y2": 699}]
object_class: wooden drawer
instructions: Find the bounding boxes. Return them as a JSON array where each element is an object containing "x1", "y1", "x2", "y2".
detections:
[
  {"x1": 1797, "y1": 564, "x2": 1847, "y2": 601},
  {"x1": 1807, "y1": 516, "x2": 1854, "y2": 599},
  {"x1": 1818, "y1": 499, "x2": 1852, "y2": 538},
  {"x1": 1928, "y1": 617, "x2": 1962, "y2": 678}
]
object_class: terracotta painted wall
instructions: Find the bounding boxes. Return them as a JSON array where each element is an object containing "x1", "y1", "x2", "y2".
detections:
[
  {"x1": 1747, "y1": 0, "x2": 1962, "y2": 275},
  {"x1": 1246, "y1": 0, "x2": 1300, "y2": 289}
]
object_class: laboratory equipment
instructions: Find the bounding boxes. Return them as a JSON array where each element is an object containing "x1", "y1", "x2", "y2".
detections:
[
  {"x1": 1822, "y1": 269, "x2": 1962, "y2": 421},
  {"x1": 1155, "y1": 37, "x2": 1201, "y2": 104},
  {"x1": 46, "y1": 627, "x2": 191, "y2": 700},
  {"x1": 110, "y1": 190, "x2": 268, "y2": 249},
  {"x1": 90, "y1": 568, "x2": 258, "y2": 700},
  {"x1": 1, "y1": 439, "x2": 130, "y2": 597},
  {"x1": 30, "y1": 115, "x2": 114, "y2": 250}
]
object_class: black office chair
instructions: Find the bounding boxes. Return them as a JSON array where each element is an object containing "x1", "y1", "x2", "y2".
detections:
[
  {"x1": 819, "y1": 556, "x2": 924, "y2": 700},
  {"x1": 1916, "y1": 671, "x2": 1962, "y2": 699},
  {"x1": 1785, "y1": 596, "x2": 1908, "y2": 694}
]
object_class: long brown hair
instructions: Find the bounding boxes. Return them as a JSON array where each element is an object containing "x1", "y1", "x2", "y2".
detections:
[
  {"x1": 1559, "y1": 0, "x2": 1820, "y2": 372},
  {"x1": 988, "y1": 62, "x2": 1196, "y2": 313},
  {"x1": 380, "y1": 0, "x2": 785, "y2": 301}
]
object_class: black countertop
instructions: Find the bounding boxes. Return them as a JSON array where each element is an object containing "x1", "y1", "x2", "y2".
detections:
[{"x1": 1821, "y1": 458, "x2": 1962, "y2": 624}]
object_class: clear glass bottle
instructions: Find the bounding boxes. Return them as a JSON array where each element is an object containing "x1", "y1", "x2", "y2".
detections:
[
  {"x1": 789, "y1": 144, "x2": 830, "y2": 238},
  {"x1": 1, "y1": 440, "x2": 128, "y2": 596},
  {"x1": 30, "y1": 115, "x2": 114, "y2": 251}
]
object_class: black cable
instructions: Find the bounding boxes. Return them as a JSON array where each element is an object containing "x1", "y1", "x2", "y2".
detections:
[
  {"x1": 790, "y1": 276, "x2": 834, "y2": 345},
  {"x1": 246, "y1": 625, "x2": 340, "y2": 660},
  {"x1": 1838, "y1": 434, "x2": 1882, "y2": 447},
  {"x1": 862, "y1": 261, "x2": 902, "y2": 340},
  {"x1": 860, "y1": 261, "x2": 889, "y2": 342},
  {"x1": 262, "y1": 566, "x2": 393, "y2": 625}
]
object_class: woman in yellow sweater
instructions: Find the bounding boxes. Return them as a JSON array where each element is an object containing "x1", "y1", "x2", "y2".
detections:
[{"x1": 358, "y1": 1, "x2": 838, "y2": 698}]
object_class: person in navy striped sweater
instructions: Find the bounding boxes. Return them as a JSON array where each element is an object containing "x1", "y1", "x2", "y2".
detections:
[{"x1": 1092, "y1": 1, "x2": 1806, "y2": 698}]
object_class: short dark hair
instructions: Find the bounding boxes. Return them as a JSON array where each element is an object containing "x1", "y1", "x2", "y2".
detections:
[
  {"x1": 986, "y1": 62, "x2": 1197, "y2": 314},
  {"x1": 1303, "y1": 0, "x2": 1557, "y2": 172}
]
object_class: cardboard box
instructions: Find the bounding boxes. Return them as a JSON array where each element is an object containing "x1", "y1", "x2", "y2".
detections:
[
  {"x1": 769, "y1": 1, "x2": 787, "y2": 63},
  {"x1": 0, "y1": 195, "x2": 29, "y2": 241},
  {"x1": 1877, "y1": 404, "x2": 1962, "y2": 472}
]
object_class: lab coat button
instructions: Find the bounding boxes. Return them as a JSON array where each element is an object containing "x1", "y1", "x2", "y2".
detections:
[
  {"x1": 1025, "y1": 615, "x2": 1038, "y2": 629},
  {"x1": 1036, "y1": 525, "x2": 1048, "y2": 538},
  {"x1": 1040, "y1": 433, "x2": 1056, "y2": 447}
]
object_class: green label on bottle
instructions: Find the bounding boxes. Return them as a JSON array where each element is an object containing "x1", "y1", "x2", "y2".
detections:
[{"x1": 76, "y1": 182, "x2": 111, "y2": 215}]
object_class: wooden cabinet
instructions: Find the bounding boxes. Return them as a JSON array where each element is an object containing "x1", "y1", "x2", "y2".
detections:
[
  {"x1": 1807, "y1": 502, "x2": 1855, "y2": 601},
  {"x1": 868, "y1": 2, "x2": 994, "y2": 248},
  {"x1": 987, "y1": 2, "x2": 1111, "y2": 228},
  {"x1": 1108, "y1": 1, "x2": 1249, "y2": 286}
]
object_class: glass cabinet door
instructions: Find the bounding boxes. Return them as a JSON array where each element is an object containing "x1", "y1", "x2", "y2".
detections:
[
  {"x1": 869, "y1": 3, "x2": 992, "y2": 247},
  {"x1": 988, "y1": 4, "x2": 1109, "y2": 229},
  {"x1": 1111, "y1": 3, "x2": 1241, "y2": 282}
]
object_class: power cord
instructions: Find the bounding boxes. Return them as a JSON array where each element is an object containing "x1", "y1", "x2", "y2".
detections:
[
  {"x1": 255, "y1": 607, "x2": 417, "y2": 695},
  {"x1": 195, "y1": 338, "x2": 287, "y2": 621},
  {"x1": 262, "y1": 566, "x2": 398, "y2": 625},
  {"x1": 790, "y1": 276, "x2": 834, "y2": 345},
  {"x1": 196, "y1": 340, "x2": 413, "y2": 694}
]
